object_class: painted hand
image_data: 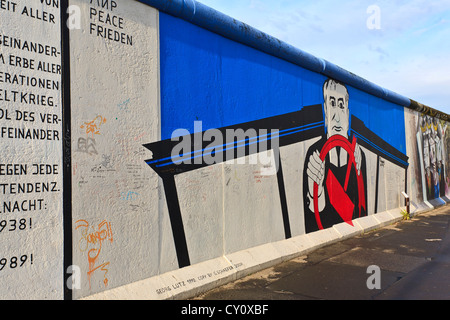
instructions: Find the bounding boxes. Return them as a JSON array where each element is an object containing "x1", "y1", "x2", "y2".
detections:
[
  {"x1": 307, "y1": 150, "x2": 325, "y2": 197},
  {"x1": 354, "y1": 143, "x2": 362, "y2": 175}
]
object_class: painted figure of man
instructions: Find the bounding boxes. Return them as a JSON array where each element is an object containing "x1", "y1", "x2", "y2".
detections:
[
  {"x1": 419, "y1": 114, "x2": 433, "y2": 199},
  {"x1": 303, "y1": 79, "x2": 367, "y2": 233}
]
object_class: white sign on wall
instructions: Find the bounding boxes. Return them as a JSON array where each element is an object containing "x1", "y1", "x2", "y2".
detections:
[
  {"x1": 0, "y1": 0, "x2": 63, "y2": 299},
  {"x1": 69, "y1": 0, "x2": 161, "y2": 299}
]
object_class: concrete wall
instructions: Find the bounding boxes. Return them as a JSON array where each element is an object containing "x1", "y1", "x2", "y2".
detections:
[
  {"x1": 0, "y1": 0, "x2": 448, "y2": 299},
  {"x1": 0, "y1": 0, "x2": 63, "y2": 299},
  {"x1": 69, "y1": 0, "x2": 161, "y2": 299}
]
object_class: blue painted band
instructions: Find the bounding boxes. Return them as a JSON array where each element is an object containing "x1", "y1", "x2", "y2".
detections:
[{"x1": 138, "y1": 0, "x2": 411, "y2": 108}]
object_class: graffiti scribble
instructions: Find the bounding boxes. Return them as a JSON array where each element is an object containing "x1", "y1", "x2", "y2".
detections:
[
  {"x1": 80, "y1": 115, "x2": 107, "y2": 137},
  {"x1": 75, "y1": 219, "x2": 113, "y2": 289}
]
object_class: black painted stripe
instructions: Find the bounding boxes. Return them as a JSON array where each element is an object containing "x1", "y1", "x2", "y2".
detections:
[{"x1": 61, "y1": 0, "x2": 73, "y2": 301}]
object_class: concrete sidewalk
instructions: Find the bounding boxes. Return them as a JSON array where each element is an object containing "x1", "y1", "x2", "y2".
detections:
[{"x1": 194, "y1": 204, "x2": 450, "y2": 300}]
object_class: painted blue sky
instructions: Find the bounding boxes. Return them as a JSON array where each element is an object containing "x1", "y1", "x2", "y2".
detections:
[{"x1": 198, "y1": 0, "x2": 450, "y2": 115}]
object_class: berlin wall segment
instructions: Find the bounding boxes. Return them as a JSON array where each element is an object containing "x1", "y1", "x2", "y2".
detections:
[
  {"x1": 0, "y1": 0, "x2": 63, "y2": 299},
  {"x1": 0, "y1": 0, "x2": 449, "y2": 300},
  {"x1": 140, "y1": 4, "x2": 449, "y2": 299},
  {"x1": 68, "y1": 0, "x2": 160, "y2": 299}
]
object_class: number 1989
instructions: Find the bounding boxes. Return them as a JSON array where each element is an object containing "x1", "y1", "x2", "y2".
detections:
[{"x1": 0, "y1": 254, "x2": 33, "y2": 271}]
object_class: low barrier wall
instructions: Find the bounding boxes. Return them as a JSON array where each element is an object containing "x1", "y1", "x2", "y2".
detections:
[{"x1": 0, "y1": 0, "x2": 448, "y2": 299}]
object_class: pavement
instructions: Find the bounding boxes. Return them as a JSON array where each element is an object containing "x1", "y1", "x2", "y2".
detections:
[{"x1": 194, "y1": 204, "x2": 450, "y2": 300}]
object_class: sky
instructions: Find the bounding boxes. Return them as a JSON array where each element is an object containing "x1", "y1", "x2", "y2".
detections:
[{"x1": 197, "y1": 0, "x2": 450, "y2": 115}]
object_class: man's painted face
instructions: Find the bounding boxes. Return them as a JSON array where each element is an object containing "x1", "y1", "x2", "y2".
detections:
[{"x1": 324, "y1": 83, "x2": 349, "y2": 138}]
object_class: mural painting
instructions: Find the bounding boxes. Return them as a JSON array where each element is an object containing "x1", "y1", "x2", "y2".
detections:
[
  {"x1": 144, "y1": 77, "x2": 410, "y2": 268},
  {"x1": 0, "y1": 0, "x2": 448, "y2": 300},
  {"x1": 412, "y1": 112, "x2": 449, "y2": 203},
  {"x1": 303, "y1": 79, "x2": 368, "y2": 232}
]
